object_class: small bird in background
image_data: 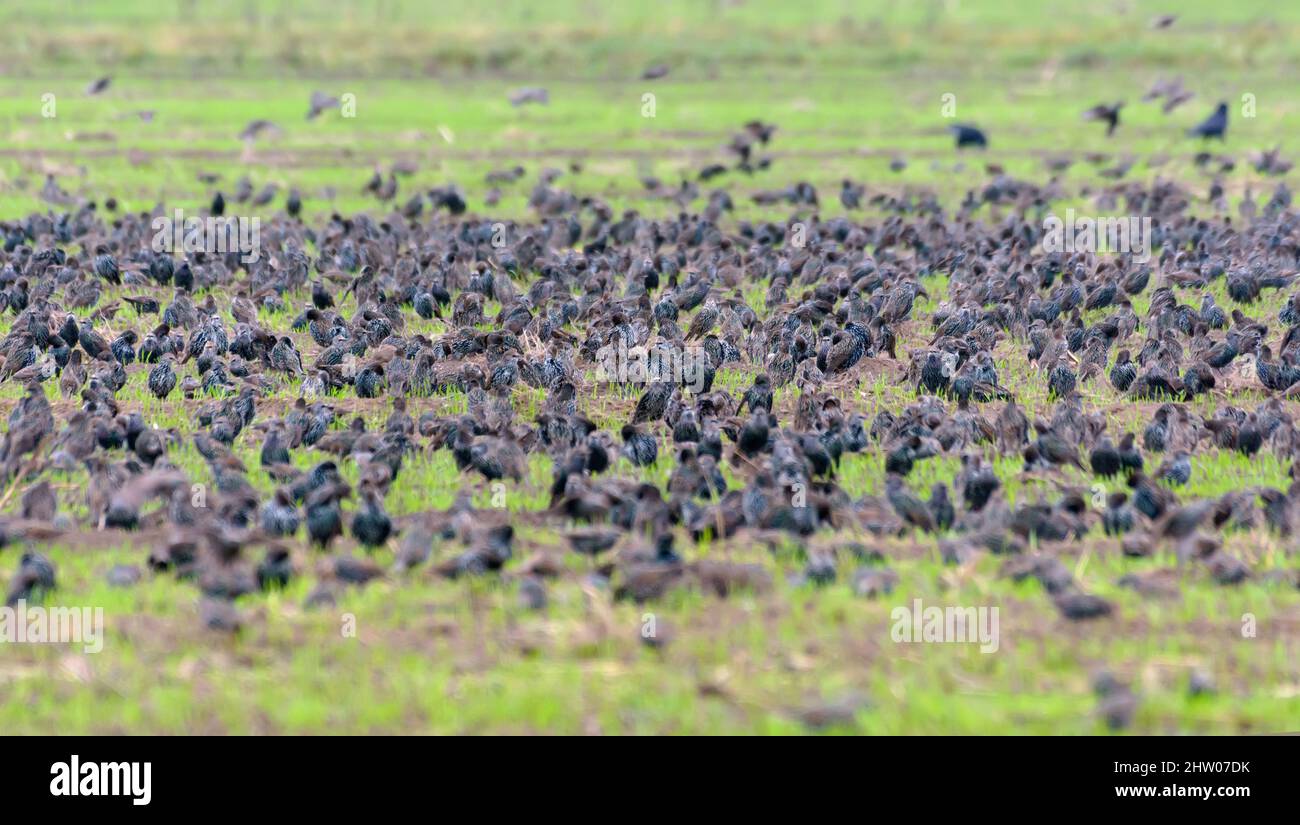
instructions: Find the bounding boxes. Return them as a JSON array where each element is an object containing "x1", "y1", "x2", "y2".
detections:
[
  {"x1": 1188, "y1": 102, "x2": 1229, "y2": 140},
  {"x1": 252, "y1": 183, "x2": 278, "y2": 207},
  {"x1": 1143, "y1": 76, "x2": 1194, "y2": 114},
  {"x1": 234, "y1": 175, "x2": 254, "y2": 203},
  {"x1": 641, "y1": 63, "x2": 670, "y2": 80},
  {"x1": 948, "y1": 124, "x2": 987, "y2": 149},
  {"x1": 238, "y1": 120, "x2": 282, "y2": 142},
  {"x1": 509, "y1": 87, "x2": 550, "y2": 107},
  {"x1": 840, "y1": 179, "x2": 864, "y2": 209},
  {"x1": 1094, "y1": 672, "x2": 1138, "y2": 730},
  {"x1": 306, "y1": 90, "x2": 341, "y2": 119},
  {"x1": 1251, "y1": 147, "x2": 1293, "y2": 176},
  {"x1": 1151, "y1": 14, "x2": 1177, "y2": 29},
  {"x1": 85, "y1": 76, "x2": 111, "y2": 96},
  {"x1": 1082, "y1": 101, "x2": 1124, "y2": 137}
]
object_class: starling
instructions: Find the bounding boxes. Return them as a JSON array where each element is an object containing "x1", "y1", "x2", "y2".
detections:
[
  {"x1": 350, "y1": 486, "x2": 394, "y2": 550},
  {"x1": 261, "y1": 488, "x2": 301, "y2": 537},
  {"x1": 1109, "y1": 350, "x2": 1136, "y2": 392},
  {"x1": 148, "y1": 356, "x2": 176, "y2": 399},
  {"x1": 740, "y1": 373, "x2": 774, "y2": 415},
  {"x1": 885, "y1": 474, "x2": 936, "y2": 532},
  {"x1": 1082, "y1": 101, "x2": 1124, "y2": 137},
  {"x1": 1054, "y1": 590, "x2": 1114, "y2": 621},
  {"x1": 1157, "y1": 452, "x2": 1192, "y2": 487},
  {"x1": 256, "y1": 546, "x2": 294, "y2": 591},
  {"x1": 1102, "y1": 492, "x2": 1135, "y2": 536},
  {"x1": 1089, "y1": 437, "x2": 1121, "y2": 477},
  {"x1": 621, "y1": 424, "x2": 658, "y2": 467},
  {"x1": 6, "y1": 552, "x2": 57, "y2": 606},
  {"x1": 305, "y1": 483, "x2": 348, "y2": 549},
  {"x1": 948, "y1": 124, "x2": 987, "y2": 149},
  {"x1": 928, "y1": 483, "x2": 954, "y2": 531},
  {"x1": 632, "y1": 381, "x2": 674, "y2": 425}
]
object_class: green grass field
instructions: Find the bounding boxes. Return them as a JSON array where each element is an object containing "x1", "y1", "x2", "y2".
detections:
[{"x1": 1, "y1": 0, "x2": 1299, "y2": 734}]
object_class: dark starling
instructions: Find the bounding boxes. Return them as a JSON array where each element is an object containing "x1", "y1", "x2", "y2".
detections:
[
  {"x1": 148, "y1": 356, "x2": 176, "y2": 399},
  {"x1": 737, "y1": 410, "x2": 770, "y2": 457},
  {"x1": 261, "y1": 488, "x2": 301, "y2": 536},
  {"x1": 621, "y1": 424, "x2": 658, "y2": 467},
  {"x1": 350, "y1": 486, "x2": 393, "y2": 549},
  {"x1": 961, "y1": 459, "x2": 1000, "y2": 512},
  {"x1": 672, "y1": 408, "x2": 700, "y2": 444},
  {"x1": 928, "y1": 483, "x2": 954, "y2": 531},
  {"x1": 305, "y1": 483, "x2": 348, "y2": 549},
  {"x1": 256, "y1": 546, "x2": 293, "y2": 591},
  {"x1": 355, "y1": 364, "x2": 385, "y2": 398},
  {"x1": 803, "y1": 552, "x2": 837, "y2": 586},
  {"x1": 1109, "y1": 350, "x2": 1136, "y2": 392},
  {"x1": 685, "y1": 301, "x2": 720, "y2": 340},
  {"x1": 885, "y1": 474, "x2": 935, "y2": 532},
  {"x1": 839, "y1": 179, "x2": 863, "y2": 210},
  {"x1": 93, "y1": 253, "x2": 121, "y2": 285},
  {"x1": 1157, "y1": 451, "x2": 1192, "y2": 487},
  {"x1": 78, "y1": 324, "x2": 111, "y2": 360},
  {"x1": 1082, "y1": 101, "x2": 1124, "y2": 137},
  {"x1": 269, "y1": 336, "x2": 304, "y2": 375},
  {"x1": 1142, "y1": 411, "x2": 1169, "y2": 452},
  {"x1": 1054, "y1": 590, "x2": 1114, "y2": 621},
  {"x1": 1090, "y1": 437, "x2": 1121, "y2": 477},
  {"x1": 1206, "y1": 552, "x2": 1249, "y2": 585},
  {"x1": 740, "y1": 373, "x2": 774, "y2": 414},
  {"x1": 1103, "y1": 492, "x2": 1135, "y2": 535},
  {"x1": 567, "y1": 528, "x2": 620, "y2": 557},
  {"x1": 174, "y1": 261, "x2": 194, "y2": 292},
  {"x1": 312, "y1": 279, "x2": 335, "y2": 310},
  {"x1": 106, "y1": 564, "x2": 142, "y2": 588},
  {"x1": 510, "y1": 574, "x2": 547, "y2": 612},
  {"x1": 6, "y1": 551, "x2": 57, "y2": 606},
  {"x1": 1094, "y1": 672, "x2": 1138, "y2": 730},
  {"x1": 1130, "y1": 473, "x2": 1170, "y2": 520},
  {"x1": 1200, "y1": 294, "x2": 1228, "y2": 329},
  {"x1": 948, "y1": 124, "x2": 987, "y2": 149},
  {"x1": 20, "y1": 480, "x2": 57, "y2": 521},
  {"x1": 1047, "y1": 361, "x2": 1077, "y2": 398},
  {"x1": 200, "y1": 598, "x2": 241, "y2": 633},
  {"x1": 632, "y1": 381, "x2": 674, "y2": 424}
]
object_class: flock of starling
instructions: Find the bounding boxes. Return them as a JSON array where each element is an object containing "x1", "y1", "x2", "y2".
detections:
[
  {"x1": 4, "y1": 140, "x2": 1298, "y2": 647},
  {"x1": 3, "y1": 49, "x2": 1297, "y2": 733}
]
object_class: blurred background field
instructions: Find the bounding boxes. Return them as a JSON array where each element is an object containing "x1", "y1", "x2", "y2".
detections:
[{"x1": 1, "y1": 0, "x2": 1298, "y2": 218}]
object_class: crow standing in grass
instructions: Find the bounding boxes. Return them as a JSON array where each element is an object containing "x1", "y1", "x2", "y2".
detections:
[{"x1": 1188, "y1": 102, "x2": 1228, "y2": 140}]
